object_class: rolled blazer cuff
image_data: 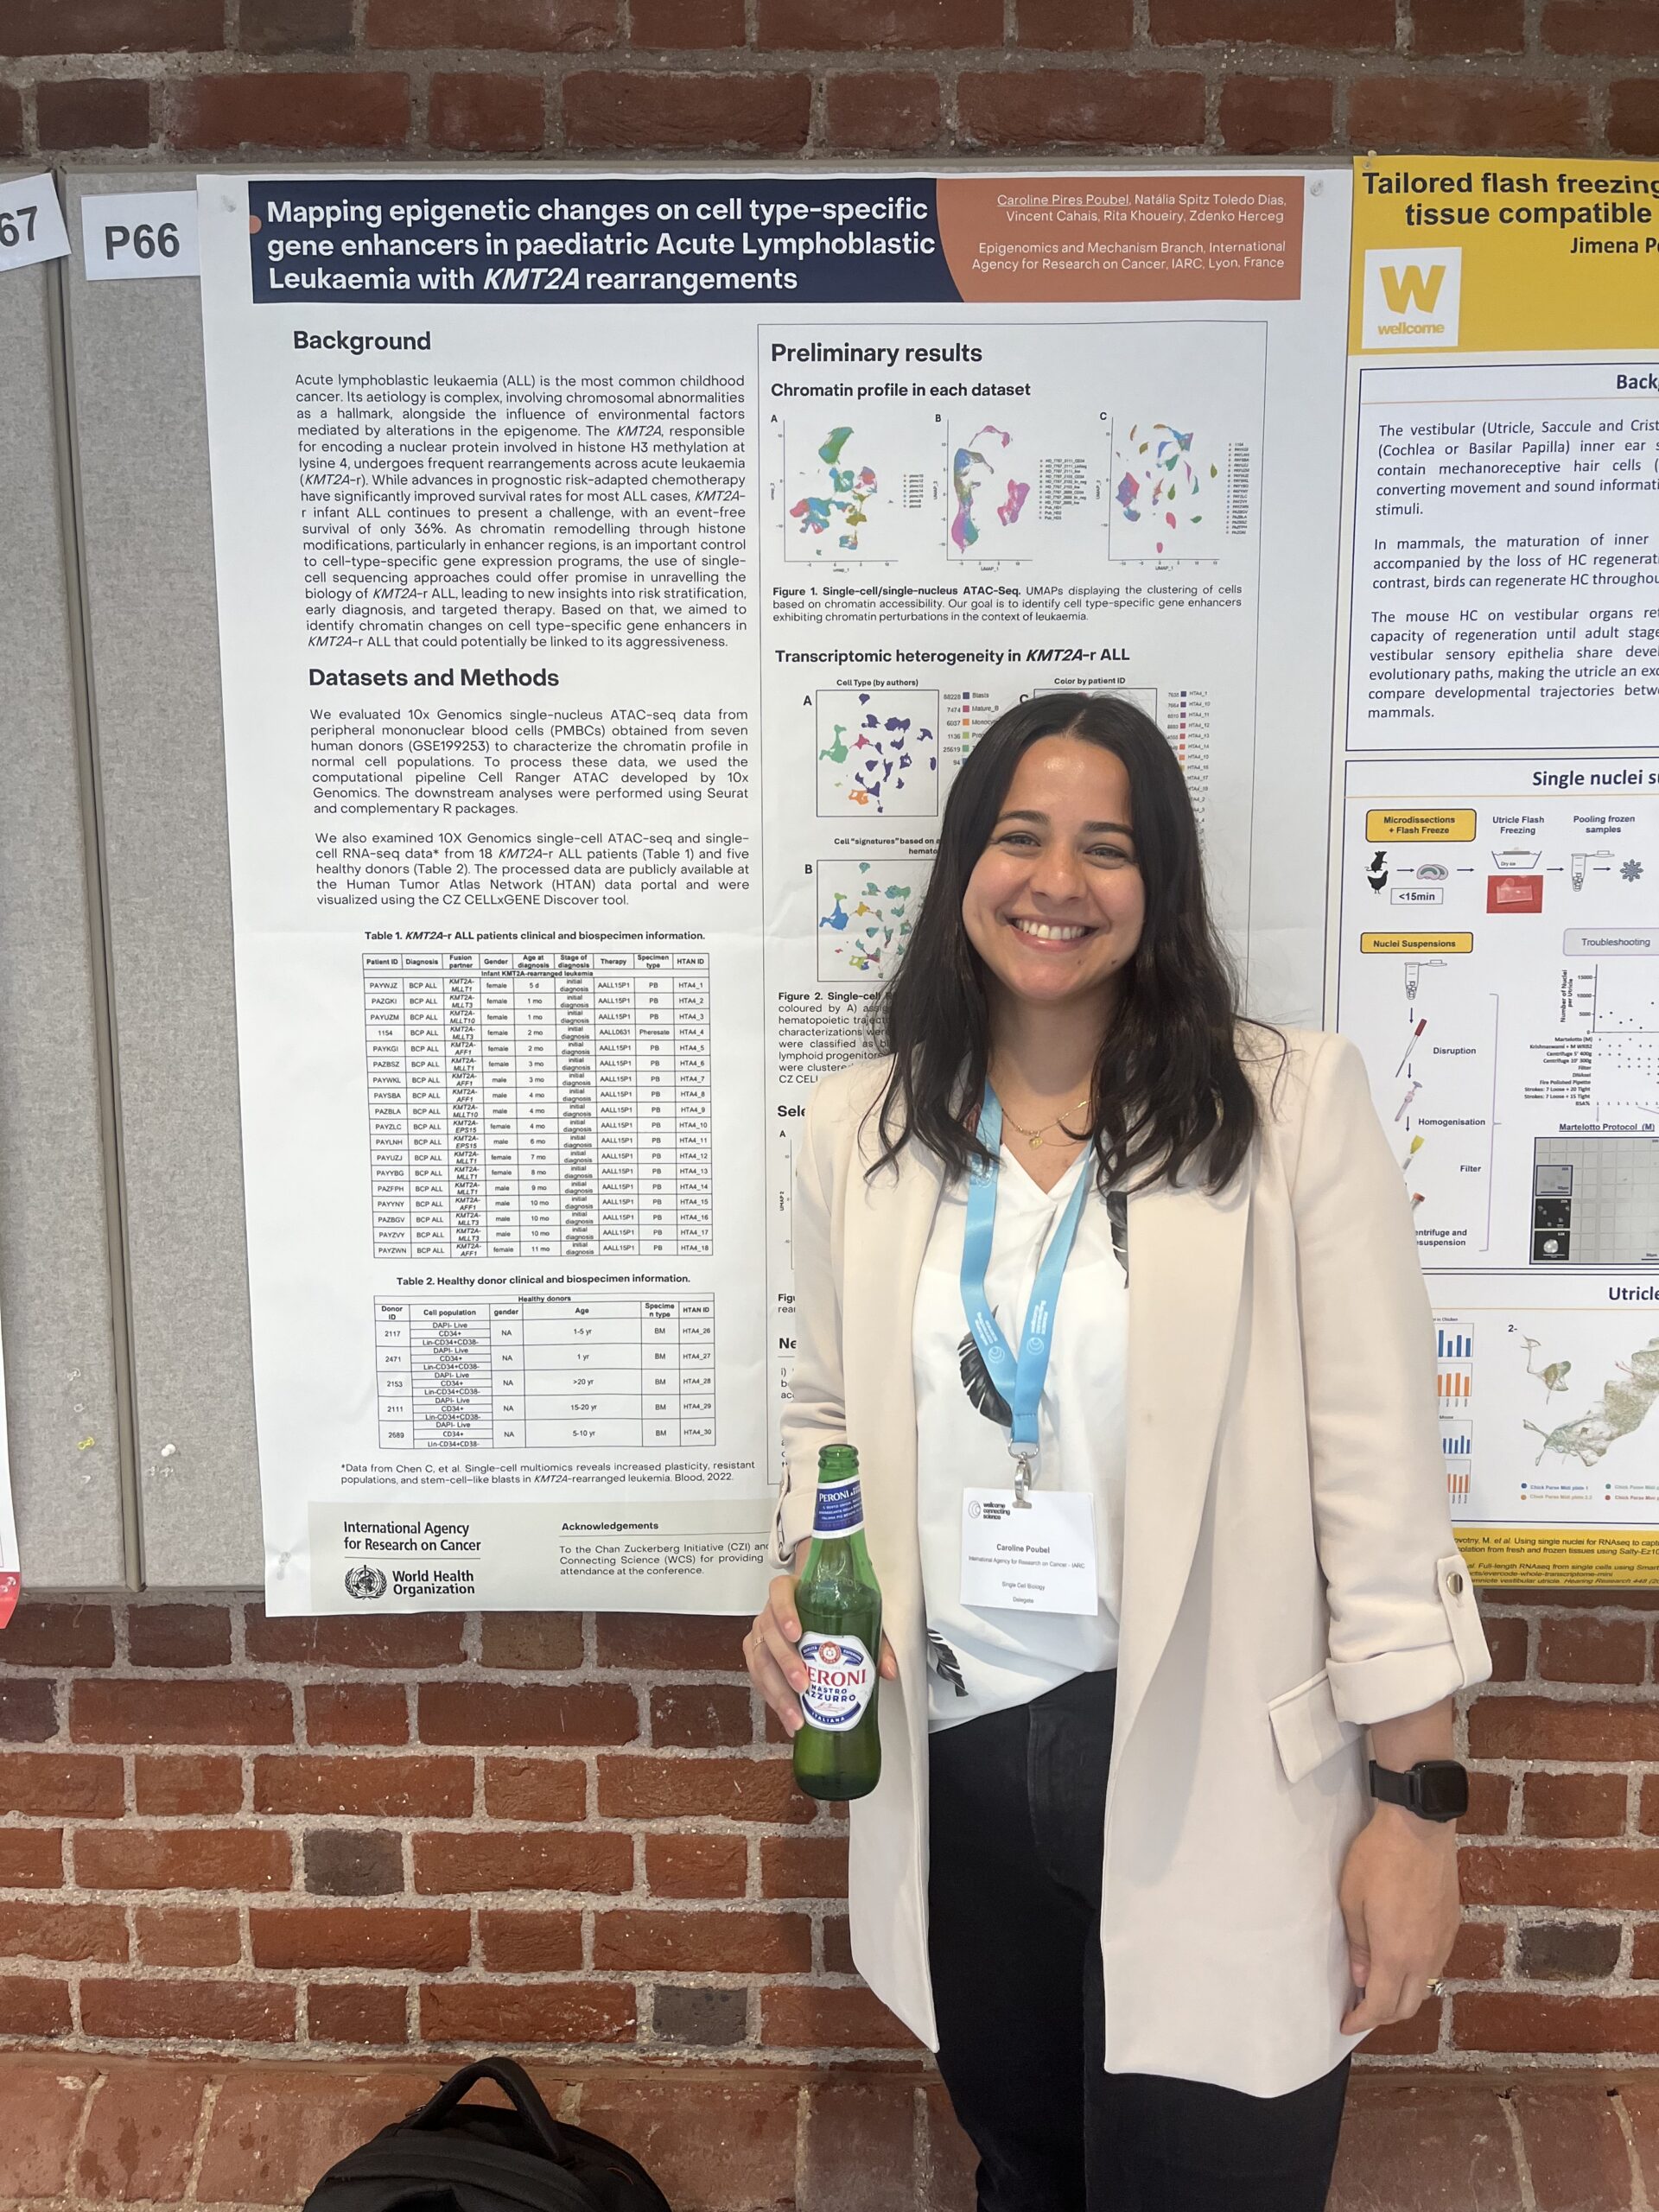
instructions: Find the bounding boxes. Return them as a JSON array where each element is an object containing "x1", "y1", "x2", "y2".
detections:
[
  {"x1": 1326, "y1": 1552, "x2": 1492, "y2": 1726},
  {"x1": 770, "y1": 1465, "x2": 816, "y2": 1569}
]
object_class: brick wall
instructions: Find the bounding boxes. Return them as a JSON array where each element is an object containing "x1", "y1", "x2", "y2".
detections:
[
  {"x1": 0, "y1": 1, "x2": 1656, "y2": 164},
  {"x1": 0, "y1": 1590, "x2": 1655, "y2": 2064}
]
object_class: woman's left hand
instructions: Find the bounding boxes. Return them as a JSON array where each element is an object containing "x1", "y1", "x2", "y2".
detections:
[{"x1": 1338, "y1": 1804, "x2": 1461, "y2": 2036}]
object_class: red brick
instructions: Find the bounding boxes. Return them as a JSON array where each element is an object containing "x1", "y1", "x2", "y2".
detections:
[
  {"x1": 597, "y1": 1752, "x2": 816, "y2": 1823},
  {"x1": 77, "y1": 2067, "x2": 211, "y2": 2202},
  {"x1": 563, "y1": 70, "x2": 810, "y2": 152},
  {"x1": 127, "y1": 1603, "x2": 232, "y2": 1669},
  {"x1": 1525, "y1": 1769, "x2": 1628, "y2": 1837},
  {"x1": 1637, "y1": 1776, "x2": 1659, "y2": 1834},
  {"x1": 0, "y1": 2060, "x2": 91, "y2": 2195},
  {"x1": 958, "y1": 67, "x2": 1205, "y2": 148},
  {"x1": 0, "y1": 1830, "x2": 63, "y2": 1887},
  {"x1": 594, "y1": 1907, "x2": 810, "y2": 1973},
  {"x1": 761, "y1": 1834, "x2": 849, "y2": 1897},
  {"x1": 479, "y1": 1908, "x2": 583, "y2": 1970},
  {"x1": 1345, "y1": 75, "x2": 1591, "y2": 154},
  {"x1": 0, "y1": 1602, "x2": 114, "y2": 1670},
  {"x1": 0, "y1": 1902, "x2": 128, "y2": 1963},
  {"x1": 254, "y1": 1751, "x2": 473, "y2": 1818},
  {"x1": 251, "y1": 1905, "x2": 469, "y2": 1971},
  {"x1": 0, "y1": 1, "x2": 221, "y2": 56},
  {"x1": 762, "y1": 1984, "x2": 920, "y2": 2049},
  {"x1": 651, "y1": 1683, "x2": 752, "y2": 1749},
  {"x1": 134, "y1": 1751, "x2": 243, "y2": 1815},
  {"x1": 1545, "y1": 0, "x2": 1659, "y2": 52},
  {"x1": 172, "y1": 69, "x2": 411, "y2": 150},
  {"x1": 0, "y1": 1680, "x2": 57, "y2": 1741},
  {"x1": 759, "y1": 0, "x2": 997, "y2": 41},
  {"x1": 1355, "y1": 1999, "x2": 1442, "y2": 2056},
  {"x1": 645, "y1": 1834, "x2": 747, "y2": 1899},
  {"x1": 197, "y1": 2070, "x2": 454, "y2": 2201},
  {"x1": 1470, "y1": 1694, "x2": 1659, "y2": 1762},
  {"x1": 245, "y1": 1607, "x2": 466, "y2": 1668},
  {"x1": 135, "y1": 1906, "x2": 241, "y2": 1967},
  {"x1": 306, "y1": 1683, "x2": 409, "y2": 1747},
  {"x1": 1413, "y1": 0, "x2": 1525, "y2": 52},
  {"x1": 416, "y1": 1828, "x2": 633, "y2": 1893},
  {"x1": 73, "y1": 1678, "x2": 291, "y2": 1746},
  {"x1": 1513, "y1": 2079, "x2": 1628, "y2": 2202},
  {"x1": 1154, "y1": 0, "x2": 1393, "y2": 38},
  {"x1": 597, "y1": 1614, "x2": 744, "y2": 1671},
  {"x1": 1463, "y1": 1844, "x2": 1659, "y2": 1909},
  {"x1": 421, "y1": 1980, "x2": 635, "y2": 2044},
  {"x1": 1540, "y1": 1615, "x2": 1646, "y2": 1684},
  {"x1": 238, "y1": 0, "x2": 355, "y2": 51},
  {"x1": 80, "y1": 1977, "x2": 296, "y2": 2043},
  {"x1": 75, "y1": 1827, "x2": 290, "y2": 1893},
  {"x1": 1610, "y1": 79, "x2": 1659, "y2": 156},
  {"x1": 1446, "y1": 1918, "x2": 1506, "y2": 1980},
  {"x1": 1479, "y1": 1611, "x2": 1529, "y2": 1683},
  {"x1": 1014, "y1": 0, "x2": 1132, "y2": 45},
  {"x1": 433, "y1": 71, "x2": 550, "y2": 151},
  {"x1": 1627, "y1": 1923, "x2": 1659, "y2": 1978},
  {"x1": 1327, "y1": 2079, "x2": 1522, "y2": 2207},
  {"x1": 1522, "y1": 1920, "x2": 1621, "y2": 1980},
  {"x1": 1456, "y1": 1990, "x2": 1659, "y2": 2052},
  {"x1": 1217, "y1": 73, "x2": 1334, "y2": 156},
  {"x1": 823, "y1": 71, "x2": 942, "y2": 152},
  {"x1": 576, "y1": 2080, "x2": 798, "y2": 2209},
  {"x1": 0, "y1": 84, "x2": 20, "y2": 155},
  {"x1": 629, "y1": 0, "x2": 743, "y2": 41},
  {"x1": 0, "y1": 1751, "x2": 124, "y2": 1818},
  {"x1": 0, "y1": 1975, "x2": 72, "y2": 2037},
  {"x1": 480, "y1": 1613, "x2": 584, "y2": 1670},
  {"x1": 365, "y1": 0, "x2": 613, "y2": 47},
  {"x1": 803, "y1": 2077, "x2": 918, "y2": 2212},
  {"x1": 1627, "y1": 2081, "x2": 1659, "y2": 2204},
  {"x1": 823, "y1": 1914, "x2": 855, "y2": 1974},
  {"x1": 419, "y1": 1681, "x2": 636, "y2": 1747},
  {"x1": 484, "y1": 1756, "x2": 587, "y2": 1821},
  {"x1": 1463, "y1": 1770, "x2": 1512, "y2": 1835},
  {"x1": 308, "y1": 1984, "x2": 410, "y2": 2044}
]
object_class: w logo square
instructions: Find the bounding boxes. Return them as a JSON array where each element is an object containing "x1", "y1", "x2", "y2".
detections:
[{"x1": 1362, "y1": 249, "x2": 1463, "y2": 349}]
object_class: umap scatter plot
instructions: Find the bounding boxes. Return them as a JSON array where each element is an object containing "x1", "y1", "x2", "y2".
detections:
[
  {"x1": 950, "y1": 424, "x2": 1030, "y2": 554},
  {"x1": 789, "y1": 424, "x2": 878, "y2": 553},
  {"x1": 1111, "y1": 421, "x2": 1221, "y2": 557},
  {"x1": 816, "y1": 690, "x2": 940, "y2": 817},
  {"x1": 817, "y1": 860, "x2": 925, "y2": 984}
]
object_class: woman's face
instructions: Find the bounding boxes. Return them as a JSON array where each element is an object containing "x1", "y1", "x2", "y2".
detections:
[{"x1": 961, "y1": 735, "x2": 1146, "y2": 1021}]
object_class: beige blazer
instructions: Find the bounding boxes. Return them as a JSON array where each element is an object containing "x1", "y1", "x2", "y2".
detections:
[{"x1": 775, "y1": 1027, "x2": 1491, "y2": 2100}]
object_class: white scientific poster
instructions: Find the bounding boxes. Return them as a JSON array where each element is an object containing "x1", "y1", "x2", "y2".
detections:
[
  {"x1": 0, "y1": 1299, "x2": 16, "y2": 1629},
  {"x1": 1335, "y1": 156, "x2": 1659, "y2": 1583},
  {"x1": 197, "y1": 166, "x2": 1352, "y2": 1614}
]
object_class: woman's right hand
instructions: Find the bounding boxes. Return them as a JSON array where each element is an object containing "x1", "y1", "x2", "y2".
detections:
[
  {"x1": 743, "y1": 1564, "x2": 899, "y2": 1738},
  {"x1": 745, "y1": 1573, "x2": 811, "y2": 1736}
]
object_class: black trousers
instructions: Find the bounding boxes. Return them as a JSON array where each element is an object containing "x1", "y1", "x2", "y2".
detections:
[{"x1": 927, "y1": 1669, "x2": 1350, "y2": 2212}]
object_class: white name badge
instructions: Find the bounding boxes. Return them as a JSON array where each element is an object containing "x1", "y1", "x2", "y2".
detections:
[{"x1": 960, "y1": 1488, "x2": 1099, "y2": 1615}]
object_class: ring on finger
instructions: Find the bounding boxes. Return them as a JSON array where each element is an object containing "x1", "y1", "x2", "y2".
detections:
[{"x1": 1426, "y1": 1977, "x2": 1445, "y2": 1998}]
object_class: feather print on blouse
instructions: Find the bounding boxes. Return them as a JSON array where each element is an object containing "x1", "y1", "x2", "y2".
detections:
[{"x1": 957, "y1": 1331, "x2": 1012, "y2": 1427}]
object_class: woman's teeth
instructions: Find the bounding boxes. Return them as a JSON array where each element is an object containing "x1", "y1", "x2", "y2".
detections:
[{"x1": 1012, "y1": 920, "x2": 1088, "y2": 941}]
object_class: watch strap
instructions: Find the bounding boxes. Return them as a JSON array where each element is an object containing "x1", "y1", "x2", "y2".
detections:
[{"x1": 1369, "y1": 1758, "x2": 1468, "y2": 1822}]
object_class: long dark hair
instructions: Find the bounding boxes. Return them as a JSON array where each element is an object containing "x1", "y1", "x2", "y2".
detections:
[{"x1": 870, "y1": 690, "x2": 1271, "y2": 1193}]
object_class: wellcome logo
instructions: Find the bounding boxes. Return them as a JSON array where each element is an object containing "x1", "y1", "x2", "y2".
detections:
[{"x1": 1362, "y1": 248, "x2": 1462, "y2": 350}]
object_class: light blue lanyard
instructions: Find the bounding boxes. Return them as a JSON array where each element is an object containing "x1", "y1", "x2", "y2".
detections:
[{"x1": 961, "y1": 1085, "x2": 1092, "y2": 1500}]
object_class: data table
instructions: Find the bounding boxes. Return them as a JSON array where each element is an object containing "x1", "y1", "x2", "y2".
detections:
[
  {"x1": 364, "y1": 950, "x2": 712, "y2": 1259},
  {"x1": 376, "y1": 1294, "x2": 715, "y2": 1450}
]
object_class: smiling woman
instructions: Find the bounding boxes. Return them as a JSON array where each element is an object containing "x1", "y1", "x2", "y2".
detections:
[{"x1": 745, "y1": 690, "x2": 1491, "y2": 2212}]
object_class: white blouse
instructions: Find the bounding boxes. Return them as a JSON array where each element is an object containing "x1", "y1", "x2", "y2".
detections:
[{"x1": 912, "y1": 1142, "x2": 1129, "y2": 1732}]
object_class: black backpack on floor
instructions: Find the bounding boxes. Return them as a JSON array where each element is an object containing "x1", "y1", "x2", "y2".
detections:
[{"x1": 302, "y1": 2056, "x2": 674, "y2": 2212}]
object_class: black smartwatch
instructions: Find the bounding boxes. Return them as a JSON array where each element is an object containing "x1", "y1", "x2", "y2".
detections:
[{"x1": 1369, "y1": 1758, "x2": 1468, "y2": 1823}]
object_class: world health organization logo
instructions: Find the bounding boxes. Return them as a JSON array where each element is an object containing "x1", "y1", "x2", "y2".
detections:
[{"x1": 344, "y1": 1564, "x2": 387, "y2": 1601}]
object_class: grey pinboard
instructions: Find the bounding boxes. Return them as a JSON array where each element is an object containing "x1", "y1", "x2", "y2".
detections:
[
  {"x1": 59, "y1": 168, "x2": 263, "y2": 1587},
  {"x1": 0, "y1": 176, "x2": 128, "y2": 1588}
]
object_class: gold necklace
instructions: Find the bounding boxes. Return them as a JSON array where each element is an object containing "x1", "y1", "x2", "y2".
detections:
[{"x1": 999, "y1": 1094, "x2": 1091, "y2": 1149}]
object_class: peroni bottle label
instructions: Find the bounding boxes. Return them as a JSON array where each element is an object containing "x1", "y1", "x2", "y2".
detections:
[{"x1": 798, "y1": 1630, "x2": 876, "y2": 1732}]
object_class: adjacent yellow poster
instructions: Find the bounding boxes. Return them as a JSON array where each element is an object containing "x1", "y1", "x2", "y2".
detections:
[{"x1": 1336, "y1": 156, "x2": 1659, "y2": 1585}]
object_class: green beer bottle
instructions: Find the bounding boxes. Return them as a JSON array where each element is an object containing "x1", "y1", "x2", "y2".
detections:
[{"x1": 792, "y1": 1444, "x2": 883, "y2": 1802}]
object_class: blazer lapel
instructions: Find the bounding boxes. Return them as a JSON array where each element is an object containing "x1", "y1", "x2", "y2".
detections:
[{"x1": 1115, "y1": 1162, "x2": 1251, "y2": 1752}]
